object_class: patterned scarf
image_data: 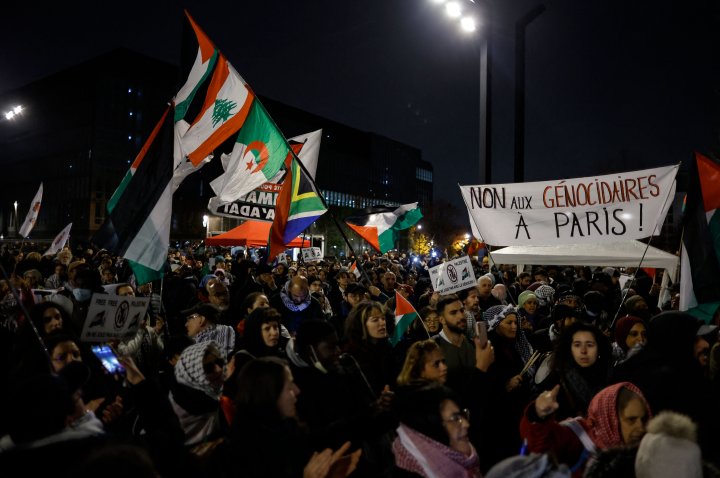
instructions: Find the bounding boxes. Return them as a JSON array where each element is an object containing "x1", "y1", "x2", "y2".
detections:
[
  {"x1": 175, "y1": 341, "x2": 225, "y2": 400},
  {"x1": 195, "y1": 323, "x2": 236, "y2": 360},
  {"x1": 573, "y1": 382, "x2": 651, "y2": 450},
  {"x1": 279, "y1": 282, "x2": 312, "y2": 312},
  {"x1": 392, "y1": 424, "x2": 481, "y2": 478}
]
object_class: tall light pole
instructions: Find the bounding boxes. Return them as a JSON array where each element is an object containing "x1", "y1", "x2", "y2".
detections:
[
  {"x1": 514, "y1": 4, "x2": 545, "y2": 183},
  {"x1": 13, "y1": 201, "x2": 18, "y2": 236},
  {"x1": 430, "y1": 0, "x2": 491, "y2": 184}
]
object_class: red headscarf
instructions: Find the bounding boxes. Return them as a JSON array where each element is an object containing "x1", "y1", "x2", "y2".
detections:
[{"x1": 582, "y1": 382, "x2": 651, "y2": 449}]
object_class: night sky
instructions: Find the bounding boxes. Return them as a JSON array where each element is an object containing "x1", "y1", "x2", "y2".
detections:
[{"x1": 2, "y1": 0, "x2": 719, "y2": 209}]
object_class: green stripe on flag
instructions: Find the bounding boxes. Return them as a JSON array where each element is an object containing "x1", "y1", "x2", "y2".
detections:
[
  {"x1": 391, "y1": 311, "x2": 418, "y2": 346},
  {"x1": 235, "y1": 101, "x2": 290, "y2": 181},
  {"x1": 378, "y1": 229, "x2": 397, "y2": 254},
  {"x1": 129, "y1": 260, "x2": 165, "y2": 286},
  {"x1": 174, "y1": 50, "x2": 219, "y2": 122},
  {"x1": 107, "y1": 170, "x2": 133, "y2": 214},
  {"x1": 394, "y1": 207, "x2": 424, "y2": 230}
]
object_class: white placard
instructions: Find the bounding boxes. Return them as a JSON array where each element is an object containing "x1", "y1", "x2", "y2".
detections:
[
  {"x1": 80, "y1": 293, "x2": 149, "y2": 343},
  {"x1": 301, "y1": 247, "x2": 323, "y2": 262},
  {"x1": 429, "y1": 256, "x2": 478, "y2": 294},
  {"x1": 460, "y1": 165, "x2": 678, "y2": 246}
]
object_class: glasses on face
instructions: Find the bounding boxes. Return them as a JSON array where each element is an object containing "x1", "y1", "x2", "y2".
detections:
[{"x1": 444, "y1": 408, "x2": 470, "y2": 425}]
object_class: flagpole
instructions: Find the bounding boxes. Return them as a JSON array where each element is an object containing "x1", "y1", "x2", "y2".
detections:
[
  {"x1": 286, "y1": 149, "x2": 374, "y2": 284},
  {"x1": 608, "y1": 162, "x2": 682, "y2": 330}
]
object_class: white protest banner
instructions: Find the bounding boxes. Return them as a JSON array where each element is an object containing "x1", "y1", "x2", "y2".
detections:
[
  {"x1": 277, "y1": 253, "x2": 289, "y2": 265},
  {"x1": 301, "y1": 247, "x2": 323, "y2": 262},
  {"x1": 80, "y1": 293, "x2": 149, "y2": 343},
  {"x1": 429, "y1": 256, "x2": 478, "y2": 294},
  {"x1": 460, "y1": 165, "x2": 678, "y2": 246}
]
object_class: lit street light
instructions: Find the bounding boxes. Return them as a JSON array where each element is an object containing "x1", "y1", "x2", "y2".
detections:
[
  {"x1": 13, "y1": 201, "x2": 18, "y2": 237},
  {"x1": 5, "y1": 105, "x2": 23, "y2": 120},
  {"x1": 429, "y1": 0, "x2": 490, "y2": 183},
  {"x1": 202, "y1": 214, "x2": 209, "y2": 237}
]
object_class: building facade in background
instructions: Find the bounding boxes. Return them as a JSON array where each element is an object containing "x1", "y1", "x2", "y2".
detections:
[{"x1": 0, "y1": 49, "x2": 433, "y2": 249}]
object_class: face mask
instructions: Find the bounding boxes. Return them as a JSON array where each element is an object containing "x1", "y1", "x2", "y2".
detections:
[
  {"x1": 73, "y1": 288, "x2": 92, "y2": 302},
  {"x1": 309, "y1": 345, "x2": 328, "y2": 374}
]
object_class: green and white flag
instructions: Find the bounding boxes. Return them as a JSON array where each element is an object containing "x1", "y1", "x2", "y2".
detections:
[{"x1": 345, "y1": 203, "x2": 423, "y2": 254}]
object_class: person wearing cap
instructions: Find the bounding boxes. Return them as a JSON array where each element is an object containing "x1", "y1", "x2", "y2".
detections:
[
  {"x1": 613, "y1": 311, "x2": 720, "y2": 463},
  {"x1": 183, "y1": 303, "x2": 236, "y2": 360}
]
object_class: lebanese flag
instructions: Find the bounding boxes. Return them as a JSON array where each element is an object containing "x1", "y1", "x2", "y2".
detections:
[
  {"x1": 345, "y1": 203, "x2": 423, "y2": 253},
  {"x1": 391, "y1": 292, "x2": 419, "y2": 346}
]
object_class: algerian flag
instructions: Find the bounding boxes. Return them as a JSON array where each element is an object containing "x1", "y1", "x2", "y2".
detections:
[
  {"x1": 19, "y1": 183, "x2": 43, "y2": 238},
  {"x1": 345, "y1": 203, "x2": 423, "y2": 254},
  {"x1": 391, "y1": 291, "x2": 419, "y2": 346},
  {"x1": 207, "y1": 100, "x2": 293, "y2": 206},
  {"x1": 44, "y1": 222, "x2": 72, "y2": 256}
]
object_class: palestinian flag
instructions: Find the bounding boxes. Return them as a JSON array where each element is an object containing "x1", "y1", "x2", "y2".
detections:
[
  {"x1": 268, "y1": 157, "x2": 328, "y2": 262},
  {"x1": 680, "y1": 152, "x2": 720, "y2": 322},
  {"x1": 345, "y1": 203, "x2": 423, "y2": 254},
  {"x1": 94, "y1": 106, "x2": 174, "y2": 285},
  {"x1": 349, "y1": 261, "x2": 362, "y2": 279},
  {"x1": 391, "y1": 291, "x2": 419, "y2": 346}
]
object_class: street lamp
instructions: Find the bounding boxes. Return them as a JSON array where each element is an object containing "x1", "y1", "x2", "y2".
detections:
[
  {"x1": 5, "y1": 105, "x2": 23, "y2": 120},
  {"x1": 202, "y1": 214, "x2": 209, "y2": 237},
  {"x1": 429, "y1": 0, "x2": 491, "y2": 184},
  {"x1": 13, "y1": 201, "x2": 18, "y2": 235}
]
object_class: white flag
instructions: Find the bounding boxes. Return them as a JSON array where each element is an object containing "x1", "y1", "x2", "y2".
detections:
[
  {"x1": 19, "y1": 183, "x2": 43, "y2": 238},
  {"x1": 44, "y1": 222, "x2": 72, "y2": 256}
]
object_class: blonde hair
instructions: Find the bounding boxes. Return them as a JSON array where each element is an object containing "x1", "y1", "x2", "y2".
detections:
[{"x1": 397, "y1": 340, "x2": 442, "y2": 385}]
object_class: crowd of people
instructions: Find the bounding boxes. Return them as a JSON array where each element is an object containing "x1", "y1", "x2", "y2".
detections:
[{"x1": 0, "y1": 241, "x2": 719, "y2": 477}]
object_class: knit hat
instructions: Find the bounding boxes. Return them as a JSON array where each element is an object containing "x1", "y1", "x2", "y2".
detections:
[
  {"x1": 484, "y1": 304, "x2": 517, "y2": 331},
  {"x1": 534, "y1": 285, "x2": 555, "y2": 306},
  {"x1": 518, "y1": 290, "x2": 537, "y2": 309},
  {"x1": 614, "y1": 315, "x2": 646, "y2": 353},
  {"x1": 635, "y1": 412, "x2": 702, "y2": 478}
]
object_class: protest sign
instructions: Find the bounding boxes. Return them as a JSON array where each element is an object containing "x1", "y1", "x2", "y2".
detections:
[
  {"x1": 429, "y1": 256, "x2": 478, "y2": 294},
  {"x1": 301, "y1": 247, "x2": 323, "y2": 262},
  {"x1": 460, "y1": 165, "x2": 678, "y2": 246},
  {"x1": 80, "y1": 293, "x2": 149, "y2": 343}
]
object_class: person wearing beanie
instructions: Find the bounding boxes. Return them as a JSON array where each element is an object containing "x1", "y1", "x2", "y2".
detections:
[
  {"x1": 517, "y1": 290, "x2": 545, "y2": 333},
  {"x1": 634, "y1": 411, "x2": 703, "y2": 478},
  {"x1": 611, "y1": 316, "x2": 647, "y2": 365}
]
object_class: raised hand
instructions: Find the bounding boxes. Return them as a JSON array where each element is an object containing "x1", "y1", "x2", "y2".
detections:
[
  {"x1": 474, "y1": 337, "x2": 495, "y2": 372},
  {"x1": 535, "y1": 384, "x2": 561, "y2": 419}
]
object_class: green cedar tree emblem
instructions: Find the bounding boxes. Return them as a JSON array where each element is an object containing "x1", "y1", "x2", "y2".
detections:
[{"x1": 211, "y1": 98, "x2": 237, "y2": 127}]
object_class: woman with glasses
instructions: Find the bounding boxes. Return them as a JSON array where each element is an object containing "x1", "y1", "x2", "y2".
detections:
[{"x1": 392, "y1": 381, "x2": 481, "y2": 477}]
